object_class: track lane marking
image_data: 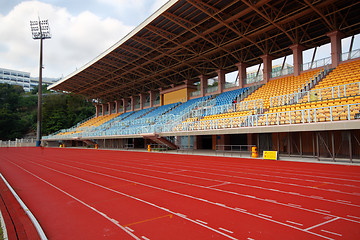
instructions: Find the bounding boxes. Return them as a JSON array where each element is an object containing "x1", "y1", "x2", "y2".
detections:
[
  {"x1": 45, "y1": 158, "x2": 360, "y2": 224},
  {"x1": 123, "y1": 214, "x2": 173, "y2": 227},
  {"x1": 7, "y1": 161, "x2": 141, "y2": 240},
  {"x1": 54, "y1": 156, "x2": 360, "y2": 199},
  {"x1": 206, "y1": 182, "x2": 230, "y2": 188},
  {"x1": 304, "y1": 217, "x2": 340, "y2": 231},
  {"x1": 286, "y1": 220, "x2": 303, "y2": 226},
  {"x1": 28, "y1": 159, "x2": 335, "y2": 239},
  {"x1": 219, "y1": 227, "x2": 233, "y2": 234},
  {"x1": 120, "y1": 157, "x2": 360, "y2": 185},
  {"x1": 10, "y1": 160, "x2": 238, "y2": 240},
  {"x1": 321, "y1": 229, "x2": 342, "y2": 236},
  {"x1": 24, "y1": 155, "x2": 360, "y2": 230},
  {"x1": 73, "y1": 157, "x2": 360, "y2": 204}
]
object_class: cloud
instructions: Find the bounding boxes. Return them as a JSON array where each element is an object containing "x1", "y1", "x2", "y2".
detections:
[{"x1": 0, "y1": 1, "x2": 133, "y2": 78}]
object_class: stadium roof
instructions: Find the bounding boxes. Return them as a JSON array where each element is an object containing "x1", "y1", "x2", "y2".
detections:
[{"x1": 49, "y1": 0, "x2": 360, "y2": 103}]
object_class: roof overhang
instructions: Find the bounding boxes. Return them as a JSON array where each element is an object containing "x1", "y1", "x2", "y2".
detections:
[{"x1": 49, "y1": 0, "x2": 360, "y2": 103}]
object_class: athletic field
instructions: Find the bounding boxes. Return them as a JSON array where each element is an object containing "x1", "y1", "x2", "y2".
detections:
[{"x1": 0, "y1": 147, "x2": 359, "y2": 239}]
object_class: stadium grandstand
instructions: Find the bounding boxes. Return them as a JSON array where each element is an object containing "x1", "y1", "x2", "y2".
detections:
[{"x1": 45, "y1": 0, "x2": 360, "y2": 161}]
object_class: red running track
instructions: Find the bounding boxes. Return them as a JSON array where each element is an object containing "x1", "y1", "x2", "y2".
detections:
[{"x1": 0, "y1": 147, "x2": 359, "y2": 240}]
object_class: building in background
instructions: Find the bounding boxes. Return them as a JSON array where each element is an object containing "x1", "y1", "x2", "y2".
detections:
[{"x1": 0, "y1": 67, "x2": 58, "y2": 92}]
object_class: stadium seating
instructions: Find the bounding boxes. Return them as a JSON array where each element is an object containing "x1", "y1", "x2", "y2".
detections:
[
  {"x1": 46, "y1": 59, "x2": 360, "y2": 139},
  {"x1": 243, "y1": 69, "x2": 321, "y2": 110}
]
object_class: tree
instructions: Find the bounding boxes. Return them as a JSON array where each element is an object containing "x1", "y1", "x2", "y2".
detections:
[{"x1": 0, "y1": 83, "x2": 95, "y2": 140}]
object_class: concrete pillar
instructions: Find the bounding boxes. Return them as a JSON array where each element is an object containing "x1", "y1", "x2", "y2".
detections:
[
  {"x1": 327, "y1": 31, "x2": 344, "y2": 68},
  {"x1": 139, "y1": 93, "x2": 144, "y2": 110},
  {"x1": 290, "y1": 44, "x2": 305, "y2": 76},
  {"x1": 115, "y1": 100, "x2": 119, "y2": 114},
  {"x1": 101, "y1": 104, "x2": 106, "y2": 116},
  {"x1": 261, "y1": 54, "x2": 273, "y2": 83},
  {"x1": 199, "y1": 75, "x2": 208, "y2": 97},
  {"x1": 235, "y1": 62, "x2": 247, "y2": 88},
  {"x1": 148, "y1": 91, "x2": 154, "y2": 108},
  {"x1": 95, "y1": 104, "x2": 101, "y2": 117},
  {"x1": 122, "y1": 98, "x2": 127, "y2": 113},
  {"x1": 108, "y1": 102, "x2": 114, "y2": 115},
  {"x1": 216, "y1": 69, "x2": 225, "y2": 94},
  {"x1": 158, "y1": 88, "x2": 163, "y2": 106},
  {"x1": 130, "y1": 96, "x2": 134, "y2": 112}
]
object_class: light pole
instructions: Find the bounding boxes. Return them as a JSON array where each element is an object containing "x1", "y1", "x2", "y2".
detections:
[{"x1": 30, "y1": 18, "x2": 51, "y2": 147}]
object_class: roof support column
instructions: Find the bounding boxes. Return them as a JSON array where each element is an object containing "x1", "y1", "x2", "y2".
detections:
[
  {"x1": 101, "y1": 104, "x2": 106, "y2": 116},
  {"x1": 261, "y1": 54, "x2": 273, "y2": 83},
  {"x1": 235, "y1": 62, "x2": 247, "y2": 89},
  {"x1": 108, "y1": 102, "x2": 114, "y2": 115},
  {"x1": 139, "y1": 93, "x2": 144, "y2": 110},
  {"x1": 327, "y1": 31, "x2": 345, "y2": 68},
  {"x1": 115, "y1": 100, "x2": 120, "y2": 114},
  {"x1": 95, "y1": 104, "x2": 101, "y2": 117},
  {"x1": 290, "y1": 44, "x2": 305, "y2": 76},
  {"x1": 199, "y1": 75, "x2": 208, "y2": 97},
  {"x1": 130, "y1": 96, "x2": 134, "y2": 112},
  {"x1": 148, "y1": 91, "x2": 154, "y2": 108},
  {"x1": 122, "y1": 98, "x2": 126, "y2": 113},
  {"x1": 216, "y1": 69, "x2": 225, "y2": 94}
]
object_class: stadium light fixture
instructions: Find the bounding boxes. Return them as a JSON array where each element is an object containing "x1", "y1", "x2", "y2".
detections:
[{"x1": 30, "y1": 18, "x2": 51, "y2": 147}]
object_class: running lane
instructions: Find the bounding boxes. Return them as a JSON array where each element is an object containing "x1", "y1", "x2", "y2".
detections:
[{"x1": 0, "y1": 147, "x2": 359, "y2": 240}]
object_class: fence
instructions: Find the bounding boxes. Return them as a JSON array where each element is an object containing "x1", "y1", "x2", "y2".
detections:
[
  {"x1": 215, "y1": 144, "x2": 256, "y2": 157},
  {"x1": 0, "y1": 138, "x2": 36, "y2": 147}
]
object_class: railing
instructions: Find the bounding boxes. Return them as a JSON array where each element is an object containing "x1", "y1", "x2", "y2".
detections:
[
  {"x1": 299, "y1": 82, "x2": 360, "y2": 103},
  {"x1": 206, "y1": 86, "x2": 218, "y2": 94},
  {"x1": 245, "y1": 74, "x2": 263, "y2": 84},
  {"x1": 215, "y1": 144, "x2": 256, "y2": 157},
  {"x1": 171, "y1": 103, "x2": 360, "y2": 132},
  {"x1": 0, "y1": 138, "x2": 36, "y2": 147},
  {"x1": 270, "y1": 67, "x2": 294, "y2": 78},
  {"x1": 190, "y1": 90, "x2": 201, "y2": 97},
  {"x1": 302, "y1": 57, "x2": 331, "y2": 71},
  {"x1": 223, "y1": 82, "x2": 238, "y2": 89},
  {"x1": 270, "y1": 65, "x2": 330, "y2": 107},
  {"x1": 341, "y1": 49, "x2": 360, "y2": 62},
  {"x1": 43, "y1": 102, "x2": 360, "y2": 140}
]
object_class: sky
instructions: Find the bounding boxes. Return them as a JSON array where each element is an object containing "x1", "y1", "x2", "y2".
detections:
[
  {"x1": 0, "y1": 0, "x2": 359, "y2": 80},
  {"x1": 0, "y1": 0, "x2": 169, "y2": 79}
]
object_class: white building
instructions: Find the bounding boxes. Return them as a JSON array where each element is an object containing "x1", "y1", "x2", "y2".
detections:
[{"x1": 0, "y1": 67, "x2": 58, "y2": 92}]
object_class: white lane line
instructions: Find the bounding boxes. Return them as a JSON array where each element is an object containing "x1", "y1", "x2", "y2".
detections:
[
  {"x1": 304, "y1": 217, "x2": 340, "y2": 231},
  {"x1": 258, "y1": 213, "x2": 272, "y2": 218},
  {"x1": 8, "y1": 162, "x2": 141, "y2": 240},
  {"x1": 206, "y1": 182, "x2": 231, "y2": 188},
  {"x1": 347, "y1": 215, "x2": 360, "y2": 220},
  {"x1": 321, "y1": 229, "x2": 342, "y2": 236},
  {"x1": 247, "y1": 238, "x2": 254, "y2": 240},
  {"x1": 168, "y1": 170, "x2": 187, "y2": 174},
  {"x1": 125, "y1": 227, "x2": 134, "y2": 232},
  {"x1": 286, "y1": 220, "x2": 303, "y2": 226},
  {"x1": 315, "y1": 209, "x2": 331, "y2": 213},
  {"x1": 235, "y1": 208, "x2": 247, "y2": 212},
  {"x1": 40, "y1": 157, "x2": 360, "y2": 232},
  {"x1": 196, "y1": 219, "x2": 208, "y2": 225},
  {"x1": 15, "y1": 161, "x2": 238, "y2": 240},
  {"x1": 219, "y1": 227, "x2": 233, "y2": 234},
  {"x1": 336, "y1": 199, "x2": 351, "y2": 203},
  {"x1": 287, "y1": 203, "x2": 302, "y2": 208},
  {"x1": 56, "y1": 157, "x2": 360, "y2": 209},
  {"x1": 34, "y1": 159, "x2": 341, "y2": 239},
  {"x1": 141, "y1": 236, "x2": 150, "y2": 240}
]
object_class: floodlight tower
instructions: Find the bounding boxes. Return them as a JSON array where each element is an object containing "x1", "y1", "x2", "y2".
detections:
[{"x1": 30, "y1": 18, "x2": 51, "y2": 147}]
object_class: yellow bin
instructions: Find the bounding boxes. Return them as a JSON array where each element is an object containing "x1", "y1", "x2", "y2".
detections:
[
  {"x1": 147, "y1": 144, "x2": 151, "y2": 152},
  {"x1": 251, "y1": 146, "x2": 258, "y2": 158}
]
